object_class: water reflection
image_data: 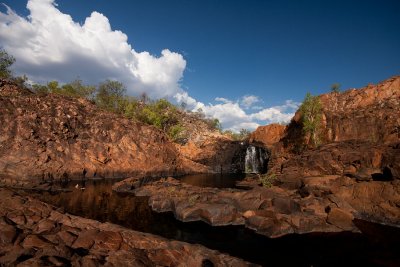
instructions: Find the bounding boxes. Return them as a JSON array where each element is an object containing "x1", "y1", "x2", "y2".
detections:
[
  {"x1": 35, "y1": 178, "x2": 400, "y2": 266},
  {"x1": 177, "y1": 173, "x2": 246, "y2": 188}
]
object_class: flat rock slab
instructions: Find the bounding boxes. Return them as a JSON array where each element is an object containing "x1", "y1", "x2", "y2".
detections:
[
  {"x1": 0, "y1": 188, "x2": 255, "y2": 267},
  {"x1": 114, "y1": 176, "x2": 391, "y2": 238}
]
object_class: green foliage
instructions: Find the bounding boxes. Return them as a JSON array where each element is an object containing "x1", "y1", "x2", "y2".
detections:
[
  {"x1": 136, "y1": 99, "x2": 177, "y2": 130},
  {"x1": 188, "y1": 195, "x2": 199, "y2": 205},
  {"x1": 47, "y1": 81, "x2": 59, "y2": 93},
  {"x1": 0, "y1": 46, "x2": 223, "y2": 145},
  {"x1": 120, "y1": 96, "x2": 140, "y2": 119},
  {"x1": 331, "y1": 83, "x2": 341, "y2": 93},
  {"x1": 300, "y1": 92, "x2": 322, "y2": 147},
  {"x1": 0, "y1": 49, "x2": 15, "y2": 79},
  {"x1": 259, "y1": 173, "x2": 277, "y2": 188},
  {"x1": 95, "y1": 80, "x2": 126, "y2": 112},
  {"x1": 31, "y1": 79, "x2": 95, "y2": 99},
  {"x1": 61, "y1": 79, "x2": 96, "y2": 99},
  {"x1": 168, "y1": 124, "x2": 187, "y2": 143},
  {"x1": 32, "y1": 84, "x2": 49, "y2": 94}
]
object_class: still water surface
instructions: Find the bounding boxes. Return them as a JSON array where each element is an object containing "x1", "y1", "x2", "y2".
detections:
[{"x1": 35, "y1": 176, "x2": 400, "y2": 266}]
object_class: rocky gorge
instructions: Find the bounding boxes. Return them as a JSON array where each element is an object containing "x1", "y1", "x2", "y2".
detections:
[{"x1": 0, "y1": 76, "x2": 399, "y2": 266}]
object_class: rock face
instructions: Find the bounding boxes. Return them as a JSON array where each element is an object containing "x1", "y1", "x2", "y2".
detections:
[
  {"x1": 243, "y1": 76, "x2": 400, "y2": 232},
  {"x1": 249, "y1": 124, "x2": 286, "y2": 148},
  {"x1": 0, "y1": 188, "x2": 253, "y2": 267},
  {"x1": 0, "y1": 80, "x2": 210, "y2": 185},
  {"x1": 280, "y1": 76, "x2": 400, "y2": 152},
  {"x1": 319, "y1": 76, "x2": 400, "y2": 144},
  {"x1": 0, "y1": 79, "x2": 253, "y2": 186},
  {"x1": 277, "y1": 141, "x2": 400, "y2": 188},
  {"x1": 176, "y1": 135, "x2": 246, "y2": 173}
]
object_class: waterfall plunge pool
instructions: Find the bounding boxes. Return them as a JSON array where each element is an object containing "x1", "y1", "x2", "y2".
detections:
[{"x1": 26, "y1": 176, "x2": 400, "y2": 267}]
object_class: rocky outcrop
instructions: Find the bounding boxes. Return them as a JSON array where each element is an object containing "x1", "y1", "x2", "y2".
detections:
[
  {"x1": 319, "y1": 76, "x2": 400, "y2": 144},
  {"x1": 277, "y1": 141, "x2": 400, "y2": 188},
  {"x1": 280, "y1": 76, "x2": 400, "y2": 152},
  {"x1": 258, "y1": 76, "x2": 400, "y2": 181},
  {"x1": 0, "y1": 80, "x2": 210, "y2": 186},
  {"x1": 0, "y1": 188, "x2": 253, "y2": 266},
  {"x1": 249, "y1": 124, "x2": 286, "y2": 149},
  {"x1": 114, "y1": 175, "x2": 399, "y2": 237},
  {"x1": 115, "y1": 176, "x2": 394, "y2": 238},
  {"x1": 242, "y1": 76, "x2": 400, "y2": 232},
  {"x1": 0, "y1": 79, "x2": 252, "y2": 186},
  {"x1": 176, "y1": 136, "x2": 246, "y2": 173}
]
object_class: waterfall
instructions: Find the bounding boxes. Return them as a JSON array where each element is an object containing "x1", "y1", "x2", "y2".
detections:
[{"x1": 245, "y1": 145, "x2": 268, "y2": 173}]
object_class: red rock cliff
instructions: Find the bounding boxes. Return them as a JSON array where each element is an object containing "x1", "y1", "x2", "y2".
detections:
[{"x1": 0, "y1": 80, "x2": 207, "y2": 185}]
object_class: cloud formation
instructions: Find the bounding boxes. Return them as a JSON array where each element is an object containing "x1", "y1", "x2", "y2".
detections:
[
  {"x1": 174, "y1": 93, "x2": 300, "y2": 132},
  {"x1": 0, "y1": 0, "x2": 186, "y2": 98},
  {"x1": 240, "y1": 95, "x2": 260, "y2": 109},
  {"x1": 1, "y1": 0, "x2": 300, "y2": 132}
]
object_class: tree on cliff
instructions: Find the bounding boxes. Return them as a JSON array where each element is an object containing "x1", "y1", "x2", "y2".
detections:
[
  {"x1": 0, "y1": 49, "x2": 15, "y2": 79},
  {"x1": 300, "y1": 92, "x2": 322, "y2": 146},
  {"x1": 331, "y1": 83, "x2": 341, "y2": 93},
  {"x1": 95, "y1": 80, "x2": 126, "y2": 112}
]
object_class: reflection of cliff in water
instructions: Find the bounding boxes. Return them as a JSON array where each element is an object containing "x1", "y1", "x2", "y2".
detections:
[
  {"x1": 35, "y1": 179, "x2": 400, "y2": 267},
  {"x1": 38, "y1": 179, "x2": 159, "y2": 232}
]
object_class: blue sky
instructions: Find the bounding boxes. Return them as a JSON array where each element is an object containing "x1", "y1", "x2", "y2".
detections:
[{"x1": 1, "y1": 0, "x2": 399, "y2": 130}]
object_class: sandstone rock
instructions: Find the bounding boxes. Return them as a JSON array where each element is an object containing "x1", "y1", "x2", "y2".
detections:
[
  {"x1": 249, "y1": 124, "x2": 286, "y2": 148},
  {"x1": 0, "y1": 188, "x2": 253, "y2": 266},
  {"x1": 326, "y1": 208, "x2": 354, "y2": 230},
  {"x1": 115, "y1": 177, "x2": 359, "y2": 237},
  {"x1": 176, "y1": 137, "x2": 246, "y2": 173},
  {"x1": 22, "y1": 235, "x2": 53, "y2": 249},
  {"x1": 0, "y1": 222, "x2": 16, "y2": 245},
  {"x1": 0, "y1": 80, "x2": 218, "y2": 185},
  {"x1": 280, "y1": 76, "x2": 400, "y2": 150}
]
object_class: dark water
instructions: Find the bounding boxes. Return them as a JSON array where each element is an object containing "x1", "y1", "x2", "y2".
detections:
[
  {"x1": 35, "y1": 177, "x2": 400, "y2": 267},
  {"x1": 177, "y1": 173, "x2": 246, "y2": 188}
]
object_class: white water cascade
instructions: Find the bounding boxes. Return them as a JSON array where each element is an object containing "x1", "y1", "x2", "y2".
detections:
[{"x1": 244, "y1": 145, "x2": 268, "y2": 173}]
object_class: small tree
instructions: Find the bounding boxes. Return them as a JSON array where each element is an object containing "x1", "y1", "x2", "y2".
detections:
[
  {"x1": 239, "y1": 128, "x2": 250, "y2": 139},
  {"x1": 300, "y1": 92, "x2": 322, "y2": 147},
  {"x1": 60, "y1": 79, "x2": 96, "y2": 99},
  {"x1": 0, "y1": 49, "x2": 15, "y2": 79},
  {"x1": 96, "y1": 80, "x2": 126, "y2": 112},
  {"x1": 331, "y1": 83, "x2": 341, "y2": 93}
]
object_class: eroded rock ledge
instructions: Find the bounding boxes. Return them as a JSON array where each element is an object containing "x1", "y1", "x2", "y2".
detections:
[
  {"x1": 0, "y1": 188, "x2": 254, "y2": 267},
  {"x1": 114, "y1": 175, "x2": 399, "y2": 238}
]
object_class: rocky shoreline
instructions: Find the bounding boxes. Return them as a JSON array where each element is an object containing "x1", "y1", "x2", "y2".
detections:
[
  {"x1": 113, "y1": 173, "x2": 399, "y2": 238},
  {"x1": 0, "y1": 188, "x2": 255, "y2": 266}
]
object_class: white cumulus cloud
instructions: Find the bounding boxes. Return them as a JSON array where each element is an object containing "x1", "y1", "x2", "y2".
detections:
[
  {"x1": 240, "y1": 95, "x2": 260, "y2": 109},
  {"x1": 174, "y1": 93, "x2": 300, "y2": 132},
  {"x1": 1, "y1": 0, "x2": 301, "y2": 132},
  {"x1": 0, "y1": 0, "x2": 186, "y2": 98}
]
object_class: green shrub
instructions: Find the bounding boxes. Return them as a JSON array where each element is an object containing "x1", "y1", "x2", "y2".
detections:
[
  {"x1": 259, "y1": 173, "x2": 277, "y2": 188},
  {"x1": 0, "y1": 49, "x2": 15, "y2": 79},
  {"x1": 168, "y1": 124, "x2": 187, "y2": 143},
  {"x1": 95, "y1": 80, "x2": 126, "y2": 112}
]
